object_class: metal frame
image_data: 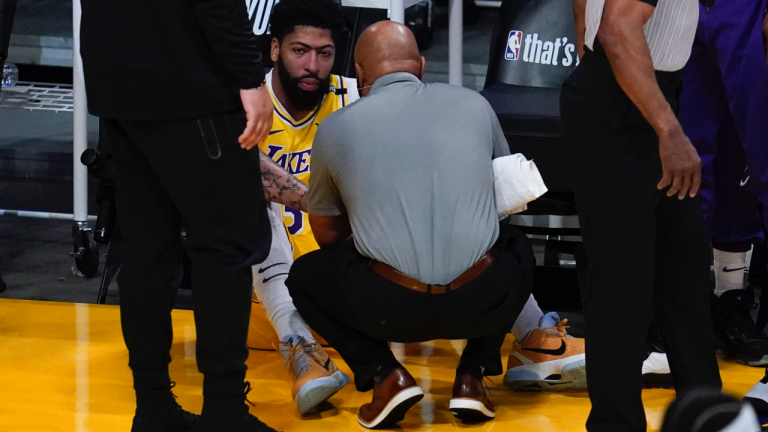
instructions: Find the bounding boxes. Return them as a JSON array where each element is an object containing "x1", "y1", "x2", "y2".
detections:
[{"x1": 72, "y1": 0, "x2": 88, "y2": 230}]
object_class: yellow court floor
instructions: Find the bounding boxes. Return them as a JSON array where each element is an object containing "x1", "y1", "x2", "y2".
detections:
[{"x1": 0, "y1": 298, "x2": 763, "y2": 432}]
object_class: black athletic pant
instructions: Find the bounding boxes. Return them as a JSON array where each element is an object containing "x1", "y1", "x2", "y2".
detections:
[
  {"x1": 561, "y1": 50, "x2": 722, "y2": 432},
  {"x1": 0, "y1": 0, "x2": 16, "y2": 65},
  {"x1": 103, "y1": 111, "x2": 271, "y2": 393},
  {"x1": 286, "y1": 225, "x2": 534, "y2": 391}
]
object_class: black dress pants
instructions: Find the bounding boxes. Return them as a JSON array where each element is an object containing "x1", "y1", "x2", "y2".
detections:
[
  {"x1": 0, "y1": 0, "x2": 17, "y2": 65},
  {"x1": 286, "y1": 225, "x2": 534, "y2": 391},
  {"x1": 561, "y1": 50, "x2": 722, "y2": 432},
  {"x1": 104, "y1": 111, "x2": 271, "y2": 393}
]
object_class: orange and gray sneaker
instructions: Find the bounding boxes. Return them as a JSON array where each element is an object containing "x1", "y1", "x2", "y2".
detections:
[
  {"x1": 278, "y1": 335, "x2": 351, "y2": 415},
  {"x1": 504, "y1": 312, "x2": 587, "y2": 391}
]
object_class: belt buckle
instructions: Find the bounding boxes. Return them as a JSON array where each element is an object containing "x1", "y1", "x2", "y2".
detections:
[{"x1": 427, "y1": 284, "x2": 451, "y2": 295}]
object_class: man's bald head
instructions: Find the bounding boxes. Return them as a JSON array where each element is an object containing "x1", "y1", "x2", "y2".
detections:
[{"x1": 354, "y1": 21, "x2": 425, "y2": 96}]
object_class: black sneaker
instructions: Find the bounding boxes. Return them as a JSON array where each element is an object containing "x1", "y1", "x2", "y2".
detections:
[
  {"x1": 192, "y1": 382, "x2": 280, "y2": 432},
  {"x1": 132, "y1": 384, "x2": 198, "y2": 432},
  {"x1": 712, "y1": 290, "x2": 768, "y2": 366},
  {"x1": 0, "y1": 272, "x2": 6, "y2": 294},
  {"x1": 192, "y1": 407, "x2": 278, "y2": 432},
  {"x1": 132, "y1": 403, "x2": 198, "y2": 432}
]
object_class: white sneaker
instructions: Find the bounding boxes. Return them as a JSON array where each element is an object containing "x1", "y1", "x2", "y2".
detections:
[
  {"x1": 745, "y1": 368, "x2": 768, "y2": 416},
  {"x1": 642, "y1": 352, "x2": 673, "y2": 389}
]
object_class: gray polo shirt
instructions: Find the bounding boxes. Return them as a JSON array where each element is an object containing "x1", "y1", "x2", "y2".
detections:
[{"x1": 307, "y1": 72, "x2": 510, "y2": 284}]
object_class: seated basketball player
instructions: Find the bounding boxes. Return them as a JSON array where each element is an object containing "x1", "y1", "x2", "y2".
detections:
[
  {"x1": 249, "y1": 0, "x2": 356, "y2": 415},
  {"x1": 285, "y1": 21, "x2": 536, "y2": 428}
]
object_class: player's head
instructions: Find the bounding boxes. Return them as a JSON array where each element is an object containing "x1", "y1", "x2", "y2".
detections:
[{"x1": 269, "y1": 0, "x2": 345, "y2": 111}]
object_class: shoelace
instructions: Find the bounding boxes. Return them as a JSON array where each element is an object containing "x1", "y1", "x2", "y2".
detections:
[
  {"x1": 540, "y1": 318, "x2": 571, "y2": 338},
  {"x1": 169, "y1": 381, "x2": 178, "y2": 400},
  {"x1": 276, "y1": 340, "x2": 318, "y2": 380},
  {"x1": 482, "y1": 376, "x2": 494, "y2": 394},
  {"x1": 165, "y1": 381, "x2": 193, "y2": 415},
  {"x1": 244, "y1": 381, "x2": 256, "y2": 407}
]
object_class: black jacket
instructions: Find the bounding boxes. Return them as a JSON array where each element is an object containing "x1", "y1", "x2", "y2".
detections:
[{"x1": 80, "y1": 0, "x2": 265, "y2": 120}]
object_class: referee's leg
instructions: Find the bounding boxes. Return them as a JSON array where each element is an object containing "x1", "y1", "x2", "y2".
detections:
[
  {"x1": 652, "y1": 192, "x2": 722, "y2": 393},
  {"x1": 562, "y1": 74, "x2": 658, "y2": 432}
]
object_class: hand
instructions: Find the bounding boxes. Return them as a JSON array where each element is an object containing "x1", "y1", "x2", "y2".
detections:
[
  {"x1": 657, "y1": 126, "x2": 702, "y2": 199},
  {"x1": 239, "y1": 86, "x2": 274, "y2": 150}
]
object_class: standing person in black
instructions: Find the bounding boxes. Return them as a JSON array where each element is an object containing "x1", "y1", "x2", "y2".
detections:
[
  {"x1": 562, "y1": 0, "x2": 722, "y2": 431},
  {"x1": 0, "y1": 0, "x2": 16, "y2": 293},
  {"x1": 0, "y1": 0, "x2": 14, "y2": 67},
  {"x1": 80, "y1": 1, "x2": 289, "y2": 431}
]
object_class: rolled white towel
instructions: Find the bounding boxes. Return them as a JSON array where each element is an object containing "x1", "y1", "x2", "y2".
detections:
[{"x1": 493, "y1": 154, "x2": 548, "y2": 220}]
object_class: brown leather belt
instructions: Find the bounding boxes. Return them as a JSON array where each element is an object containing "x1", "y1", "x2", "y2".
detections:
[{"x1": 370, "y1": 250, "x2": 496, "y2": 294}]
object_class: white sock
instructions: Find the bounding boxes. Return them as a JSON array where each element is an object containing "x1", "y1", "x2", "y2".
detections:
[
  {"x1": 269, "y1": 298, "x2": 316, "y2": 344},
  {"x1": 511, "y1": 294, "x2": 545, "y2": 343},
  {"x1": 254, "y1": 267, "x2": 316, "y2": 344},
  {"x1": 252, "y1": 204, "x2": 315, "y2": 344},
  {"x1": 714, "y1": 249, "x2": 747, "y2": 297}
]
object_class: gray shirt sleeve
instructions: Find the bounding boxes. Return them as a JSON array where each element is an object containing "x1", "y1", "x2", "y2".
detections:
[
  {"x1": 486, "y1": 100, "x2": 511, "y2": 159},
  {"x1": 307, "y1": 126, "x2": 347, "y2": 216}
]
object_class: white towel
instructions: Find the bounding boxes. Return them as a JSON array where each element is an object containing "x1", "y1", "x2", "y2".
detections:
[{"x1": 493, "y1": 154, "x2": 548, "y2": 220}]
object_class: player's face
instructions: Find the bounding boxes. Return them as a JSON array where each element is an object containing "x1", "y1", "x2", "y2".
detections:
[{"x1": 272, "y1": 26, "x2": 335, "y2": 112}]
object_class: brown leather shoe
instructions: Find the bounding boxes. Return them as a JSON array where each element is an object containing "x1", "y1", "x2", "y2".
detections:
[
  {"x1": 358, "y1": 367, "x2": 424, "y2": 429},
  {"x1": 449, "y1": 364, "x2": 496, "y2": 421}
]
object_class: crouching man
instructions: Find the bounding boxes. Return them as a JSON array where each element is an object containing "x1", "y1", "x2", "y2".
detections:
[{"x1": 285, "y1": 21, "x2": 534, "y2": 429}]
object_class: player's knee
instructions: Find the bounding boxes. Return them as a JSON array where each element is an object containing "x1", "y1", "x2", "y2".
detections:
[{"x1": 285, "y1": 252, "x2": 324, "y2": 296}]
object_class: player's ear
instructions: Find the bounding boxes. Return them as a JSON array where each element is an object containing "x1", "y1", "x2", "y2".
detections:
[
  {"x1": 417, "y1": 56, "x2": 426, "y2": 80},
  {"x1": 271, "y1": 38, "x2": 280, "y2": 63}
]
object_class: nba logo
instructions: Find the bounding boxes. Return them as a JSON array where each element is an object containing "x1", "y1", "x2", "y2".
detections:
[{"x1": 505, "y1": 31, "x2": 523, "y2": 60}]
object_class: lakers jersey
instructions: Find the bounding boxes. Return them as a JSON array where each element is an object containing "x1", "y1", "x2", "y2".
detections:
[{"x1": 260, "y1": 70, "x2": 359, "y2": 259}]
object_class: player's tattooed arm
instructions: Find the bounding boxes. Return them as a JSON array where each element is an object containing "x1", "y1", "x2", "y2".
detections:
[{"x1": 259, "y1": 151, "x2": 309, "y2": 212}]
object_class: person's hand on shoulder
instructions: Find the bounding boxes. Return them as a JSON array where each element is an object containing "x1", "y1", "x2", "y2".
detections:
[
  {"x1": 657, "y1": 126, "x2": 702, "y2": 200},
  {"x1": 239, "y1": 86, "x2": 274, "y2": 150}
]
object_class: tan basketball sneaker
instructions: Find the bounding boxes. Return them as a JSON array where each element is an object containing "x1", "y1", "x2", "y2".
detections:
[
  {"x1": 278, "y1": 335, "x2": 351, "y2": 415},
  {"x1": 504, "y1": 312, "x2": 587, "y2": 391}
]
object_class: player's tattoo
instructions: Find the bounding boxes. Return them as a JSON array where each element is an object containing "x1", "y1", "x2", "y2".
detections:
[{"x1": 259, "y1": 151, "x2": 309, "y2": 212}]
